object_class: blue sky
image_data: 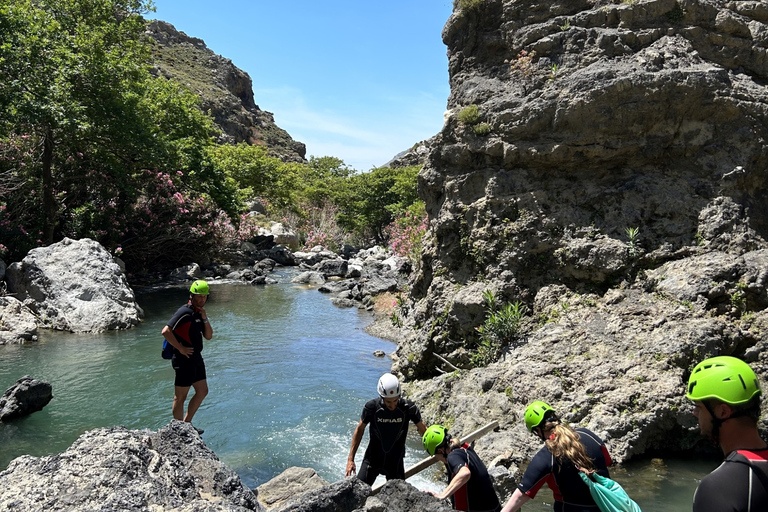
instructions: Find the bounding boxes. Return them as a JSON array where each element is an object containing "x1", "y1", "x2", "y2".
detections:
[{"x1": 151, "y1": 1, "x2": 454, "y2": 171}]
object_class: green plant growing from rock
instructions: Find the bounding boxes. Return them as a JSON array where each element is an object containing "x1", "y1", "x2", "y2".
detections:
[
  {"x1": 625, "y1": 226, "x2": 640, "y2": 256},
  {"x1": 458, "y1": 104, "x2": 480, "y2": 125},
  {"x1": 548, "y1": 64, "x2": 560, "y2": 81},
  {"x1": 559, "y1": 19, "x2": 571, "y2": 31},
  {"x1": 471, "y1": 290, "x2": 526, "y2": 367},
  {"x1": 473, "y1": 122, "x2": 491, "y2": 136},
  {"x1": 454, "y1": 0, "x2": 484, "y2": 11}
]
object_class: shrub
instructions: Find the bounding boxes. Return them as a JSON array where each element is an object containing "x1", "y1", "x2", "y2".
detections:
[
  {"x1": 454, "y1": 0, "x2": 484, "y2": 11},
  {"x1": 471, "y1": 290, "x2": 526, "y2": 367},
  {"x1": 458, "y1": 105, "x2": 480, "y2": 125},
  {"x1": 386, "y1": 202, "x2": 428, "y2": 265},
  {"x1": 473, "y1": 123, "x2": 491, "y2": 136}
]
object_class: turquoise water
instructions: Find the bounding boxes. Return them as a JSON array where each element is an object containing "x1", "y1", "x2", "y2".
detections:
[{"x1": 0, "y1": 269, "x2": 716, "y2": 508}]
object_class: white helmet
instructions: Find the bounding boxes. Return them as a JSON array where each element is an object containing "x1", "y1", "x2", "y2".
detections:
[{"x1": 377, "y1": 373, "x2": 401, "y2": 398}]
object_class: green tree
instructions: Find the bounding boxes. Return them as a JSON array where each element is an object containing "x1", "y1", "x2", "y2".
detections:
[
  {"x1": 337, "y1": 165, "x2": 421, "y2": 244},
  {"x1": 0, "y1": 0, "x2": 222, "y2": 265},
  {"x1": 0, "y1": 0, "x2": 158, "y2": 244}
]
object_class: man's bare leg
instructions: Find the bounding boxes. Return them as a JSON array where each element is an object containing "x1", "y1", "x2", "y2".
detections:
[
  {"x1": 183, "y1": 379, "x2": 209, "y2": 423},
  {"x1": 173, "y1": 386, "x2": 190, "y2": 420}
]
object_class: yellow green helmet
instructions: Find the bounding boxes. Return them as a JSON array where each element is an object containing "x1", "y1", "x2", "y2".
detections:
[
  {"x1": 422, "y1": 425, "x2": 448, "y2": 456},
  {"x1": 525, "y1": 401, "x2": 556, "y2": 432},
  {"x1": 686, "y1": 356, "x2": 761, "y2": 405},
  {"x1": 190, "y1": 280, "x2": 210, "y2": 296}
]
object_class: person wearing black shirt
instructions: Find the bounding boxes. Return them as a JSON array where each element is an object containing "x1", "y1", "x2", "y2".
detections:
[
  {"x1": 422, "y1": 424, "x2": 501, "y2": 512},
  {"x1": 346, "y1": 373, "x2": 427, "y2": 485},
  {"x1": 686, "y1": 356, "x2": 768, "y2": 512},
  {"x1": 501, "y1": 401, "x2": 611, "y2": 512},
  {"x1": 161, "y1": 280, "x2": 213, "y2": 433}
]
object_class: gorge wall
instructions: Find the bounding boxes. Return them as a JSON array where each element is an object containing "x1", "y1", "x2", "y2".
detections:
[
  {"x1": 146, "y1": 20, "x2": 306, "y2": 163},
  {"x1": 391, "y1": 0, "x2": 768, "y2": 474}
]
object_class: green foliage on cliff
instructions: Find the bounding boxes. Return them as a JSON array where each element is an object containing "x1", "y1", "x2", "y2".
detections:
[{"x1": 471, "y1": 290, "x2": 526, "y2": 367}]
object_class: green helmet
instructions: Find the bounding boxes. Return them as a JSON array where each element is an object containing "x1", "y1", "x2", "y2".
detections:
[
  {"x1": 422, "y1": 425, "x2": 448, "y2": 456},
  {"x1": 686, "y1": 356, "x2": 762, "y2": 405},
  {"x1": 525, "y1": 401, "x2": 556, "y2": 432},
  {"x1": 189, "y1": 280, "x2": 210, "y2": 296}
]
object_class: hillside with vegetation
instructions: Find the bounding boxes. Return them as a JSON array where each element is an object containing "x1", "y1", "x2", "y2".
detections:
[{"x1": 0, "y1": 0, "x2": 426, "y2": 277}]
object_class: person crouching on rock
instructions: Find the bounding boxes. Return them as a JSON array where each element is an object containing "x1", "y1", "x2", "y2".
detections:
[
  {"x1": 161, "y1": 279, "x2": 213, "y2": 435},
  {"x1": 501, "y1": 401, "x2": 612, "y2": 512},
  {"x1": 422, "y1": 424, "x2": 502, "y2": 512}
]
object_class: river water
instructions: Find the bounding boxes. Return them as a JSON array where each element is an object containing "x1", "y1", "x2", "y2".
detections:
[{"x1": 0, "y1": 269, "x2": 717, "y2": 509}]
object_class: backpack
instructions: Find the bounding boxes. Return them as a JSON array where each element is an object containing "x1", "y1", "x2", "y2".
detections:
[
  {"x1": 578, "y1": 471, "x2": 642, "y2": 512},
  {"x1": 162, "y1": 306, "x2": 195, "y2": 360},
  {"x1": 161, "y1": 339, "x2": 173, "y2": 360}
]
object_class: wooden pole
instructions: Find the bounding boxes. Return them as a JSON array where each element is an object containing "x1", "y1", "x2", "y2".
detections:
[
  {"x1": 433, "y1": 353, "x2": 460, "y2": 372},
  {"x1": 370, "y1": 420, "x2": 499, "y2": 494}
]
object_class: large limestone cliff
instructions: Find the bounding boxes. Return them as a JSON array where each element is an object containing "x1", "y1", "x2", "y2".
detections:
[{"x1": 392, "y1": 0, "x2": 768, "y2": 477}]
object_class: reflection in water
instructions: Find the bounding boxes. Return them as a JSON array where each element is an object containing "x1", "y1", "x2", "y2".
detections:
[{"x1": 0, "y1": 272, "x2": 717, "y2": 507}]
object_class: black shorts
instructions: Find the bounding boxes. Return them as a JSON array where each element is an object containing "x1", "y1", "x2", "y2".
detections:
[
  {"x1": 357, "y1": 457, "x2": 405, "y2": 486},
  {"x1": 172, "y1": 356, "x2": 207, "y2": 387}
]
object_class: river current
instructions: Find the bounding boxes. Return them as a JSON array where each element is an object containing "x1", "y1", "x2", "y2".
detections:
[{"x1": 0, "y1": 268, "x2": 716, "y2": 509}]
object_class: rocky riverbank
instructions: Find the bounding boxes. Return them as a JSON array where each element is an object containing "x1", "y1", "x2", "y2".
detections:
[{"x1": 0, "y1": 421, "x2": 449, "y2": 512}]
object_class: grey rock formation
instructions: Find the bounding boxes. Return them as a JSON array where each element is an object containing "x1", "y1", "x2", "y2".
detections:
[
  {"x1": 0, "y1": 296, "x2": 38, "y2": 345},
  {"x1": 5, "y1": 238, "x2": 144, "y2": 333},
  {"x1": 387, "y1": 0, "x2": 768, "y2": 479},
  {"x1": 0, "y1": 376, "x2": 52, "y2": 421},
  {"x1": 317, "y1": 259, "x2": 349, "y2": 278},
  {"x1": 257, "y1": 467, "x2": 329, "y2": 510},
  {"x1": 0, "y1": 421, "x2": 262, "y2": 511},
  {"x1": 275, "y1": 477, "x2": 369, "y2": 512},
  {"x1": 292, "y1": 271, "x2": 327, "y2": 285},
  {"x1": 353, "y1": 480, "x2": 452, "y2": 512},
  {"x1": 146, "y1": 20, "x2": 306, "y2": 163}
]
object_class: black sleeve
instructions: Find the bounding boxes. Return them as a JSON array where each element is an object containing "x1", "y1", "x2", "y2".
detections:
[
  {"x1": 360, "y1": 399, "x2": 377, "y2": 424},
  {"x1": 446, "y1": 449, "x2": 469, "y2": 476},
  {"x1": 402, "y1": 399, "x2": 422, "y2": 424}
]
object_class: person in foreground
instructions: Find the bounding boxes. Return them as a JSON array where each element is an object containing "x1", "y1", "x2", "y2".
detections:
[
  {"x1": 345, "y1": 372, "x2": 427, "y2": 485},
  {"x1": 686, "y1": 355, "x2": 768, "y2": 512},
  {"x1": 161, "y1": 280, "x2": 213, "y2": 434},
  {"x1": 501, "y1": 401, "x2": 612, "y2": 512},
  {"x1": 422, "y1": 424, "x2": 501, "y2": 512}
]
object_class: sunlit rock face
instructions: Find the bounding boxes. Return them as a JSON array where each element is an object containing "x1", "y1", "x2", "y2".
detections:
[{"x1": 391, "y1": 0, "x2": 768, "y2": 467}]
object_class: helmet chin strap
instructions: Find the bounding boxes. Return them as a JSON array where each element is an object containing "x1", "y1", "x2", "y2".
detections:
[
  {"x1": 703, "y1": 401, "x2": 742, "y2": 445},
  {"x1": 703, "y1": 401, "x2": 722, "y2": 444}
]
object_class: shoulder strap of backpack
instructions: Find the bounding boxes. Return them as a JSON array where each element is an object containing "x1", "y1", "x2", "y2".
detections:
[{"x1": 735, "y1": 449, "x2": 768, "y2": 492}]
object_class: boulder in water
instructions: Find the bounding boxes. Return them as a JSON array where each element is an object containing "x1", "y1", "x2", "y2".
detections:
[
  {"x1": 5, "y1": 238, "x2": 144, "y2": 333},
  {"x1": 0, "y1": 375, "x2": 53, "y2": 421}
]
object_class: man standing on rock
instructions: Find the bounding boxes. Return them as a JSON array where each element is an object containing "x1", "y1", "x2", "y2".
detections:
[
  {"x1": 686, "y1": 355, "x2": 768, "y2": 512},
  {"x1": 162, "y1": 280, "x2": 213, "y2": 434},
  {"x1": 345, "y1": 372, "x2": 427, "y2": 485}
]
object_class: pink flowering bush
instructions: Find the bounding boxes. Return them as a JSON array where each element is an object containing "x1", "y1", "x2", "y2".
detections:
[
  {"x1": 281, "y1": 201, "x2": 351, "y2": 252},
  {"x1": 385, "y1": 203, "x2": 428, "y2": 265}
]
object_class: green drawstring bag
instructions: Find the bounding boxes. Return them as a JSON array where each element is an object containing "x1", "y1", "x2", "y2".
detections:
[{"x1": 578, "y1": 472, "x2": 642, "y2": 512}]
